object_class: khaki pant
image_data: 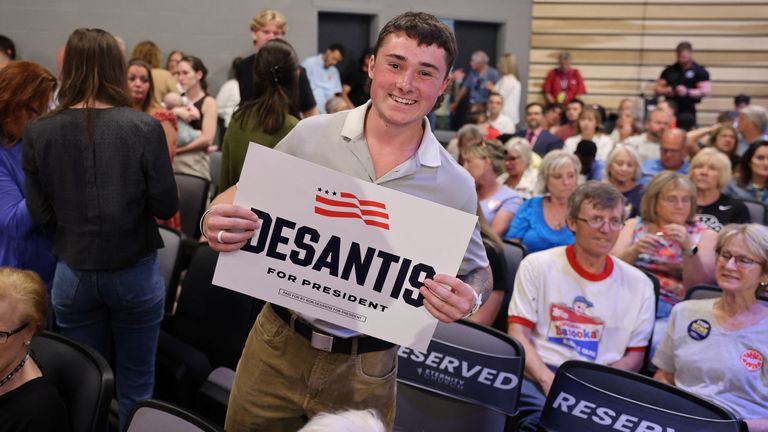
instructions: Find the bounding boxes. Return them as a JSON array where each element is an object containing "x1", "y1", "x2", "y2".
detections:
[{"x1": 225, "y1": 304, "x2": 398, "y2": 431}]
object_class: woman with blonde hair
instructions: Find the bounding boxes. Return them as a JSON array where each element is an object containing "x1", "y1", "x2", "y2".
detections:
[
  {"x1": 689, "y1": 147, "x2": 749, "y2": 232},
  {"x1": 505, "y1": 150, "x2": 580, "y2": 253},
  {"x1": 131, "y1": 40, "x2": 178, "y2": 104},
  {"x1": 612, "y1": 172, "x2": 717, "y2": 319},
  {"x1": 0, "y1": 267, "x2": 69, "y2": 430},
  {"x1": 563, "y1": 106, "x2": 614, "y2": 160},
  {"x1": 23, "y1": 28, "x2": 178, "y2": 428},
  {"x1": 604, "y1": 144, "x2": 644, "y2": 218},
  {"x1": 493, "y1": 53, "x2": 521, "y2": 126}
]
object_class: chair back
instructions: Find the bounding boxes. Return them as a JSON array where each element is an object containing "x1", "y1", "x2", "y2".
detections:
[
  {"x1": 495, "y1": 241, "x2": 527, "y2": 331},
  {"x1": 208, "y1": 151, "x2": 222, "y2": 197},
  {"x1": 539, "y1": 360, "x2": 748, "y2": 432},
  {"x1": 157, "y1": 226, "x2": 183, "y2": 313},
  {"x1": 30, "y1": 331, "x2": 114, "y2": 432},
  {"x1": 172, "y1": 243, "x2": 264, "y2": 369},
  {"x1": 736, "y1": 198, "x2": 768, "y2": 225},
  {"x1": 395, "y1": 319, "x2": 525, "y2": 431},
  {"x1": 686, "y1": 284, "x2": 768, "y2": 306},
  {"x1": 174, "y1": 173, "x2": 210, "y2": 239},
  {"x1": 124, "y1": 399, "x2": 222, "y2": 432}
]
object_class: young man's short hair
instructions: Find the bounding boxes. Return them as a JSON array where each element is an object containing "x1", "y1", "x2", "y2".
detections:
[{"x1": 373, "y1": 11, "x2": 457, "y2": 78}]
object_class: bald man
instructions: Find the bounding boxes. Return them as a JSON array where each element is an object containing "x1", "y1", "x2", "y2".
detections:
[{"x1": 640, "y1": 128, "x2": 688, "y2": 185}]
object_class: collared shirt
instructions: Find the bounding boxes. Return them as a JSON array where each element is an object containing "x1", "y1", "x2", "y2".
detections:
[
  {"x1": 462, "y1": 66, "x2": 500, "y2": 104},
  {"x1": 489, "y1": 113, "x2": 516, "y2": 135},
  {"x1": 640, "y1": 159, "x2": 689, "y2": 185},
  {"x1": 625, "y1": 133, "x2": 661, "y2": 162},
  {"x1": 275, "y1": 101, "x2": 489, "y2": 336},
  {"x1": 301, "y1": 54, "x2": 343, "y2": 114},
  {"x1": 526, "y1": 127, "x2": 543, "y2": 147}
]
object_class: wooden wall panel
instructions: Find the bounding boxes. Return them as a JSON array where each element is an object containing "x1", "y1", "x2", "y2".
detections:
[{"x1": 529, "y1": 1, "x2": 768, "y2": 126}]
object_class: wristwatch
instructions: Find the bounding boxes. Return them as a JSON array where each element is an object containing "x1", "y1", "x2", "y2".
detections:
[
  {"x1": 684, "y1": 245, "x2": 699, "y2": 256},
  {"x1": 462, "y1": 290, "x2": 483, "y2": 319}
]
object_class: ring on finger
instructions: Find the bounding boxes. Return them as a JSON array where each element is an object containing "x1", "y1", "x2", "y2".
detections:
[{"x1": 217, "y1": 229, "x2": 225, "y2": 244}]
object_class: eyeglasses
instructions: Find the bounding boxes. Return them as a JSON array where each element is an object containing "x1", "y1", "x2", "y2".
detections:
[
  {"x1": 660, "y1": 195, "x2": 691, "y2": 206},
  {"x1": 505, "y1": 155, "x2": 520, "y2": 162},
  {"x1": 574, "y1": 216, "x2": 624, "y2": 231},
  {"x1": 717, "y1": 250, "x2": 763, "y2": 269},
  {"x1": 0, "y1": 323, "x2": 28, "y2": 344}
]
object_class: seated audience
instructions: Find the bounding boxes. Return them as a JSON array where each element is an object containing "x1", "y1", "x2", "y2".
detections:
[
  {"x1": 726, "y1": 140, "x2": 768, "y2": 204},
  {"x1": 542, "y1": 103, "x2": 563, "y2": 134},
  {"x1": 505, "y1": 150, "x2": 579, "y2": 253},
  {"x1": 0, "y1": 61, "x2": 57, "y2": 287},
  {"x1": 493, "y1": 53, "x2": 521, "y2": 127},
  {"x1": 704, "y1": 124, "x2": 740, "y2": 170},
  {"x1": 684, "y1": 114, "x2": 734, "y2": 159},
  {"x1": 515, "y1": 102, "x2": 563, "y2": 157},
  {"x1": 653, "y1": 223, "x2": 768, "y2": 432},
  {"x1": 609, "y1": 105, "x2": 642, "y2": 145},
  {"x1": 462, "y1": 141, "x2": 522, "y2": 237},
  {"x1": 0, "y1": 267, "x2": 70, "y2": 431},
  {"x1": 574, "y1": 140, "x2": 604, "y2": 182},
  {"x1": 486, "y1": 92, "x2": 515, "y2": 134},
  {"x1": 468, "y1": 209, "x2": 508, "y2": 330},
  {"x1": 508, "y1": 181, "x2": 655, "y2": 431},
  {"x1": 220, "y1": 39, "x2": 300, "y2": 191},
  {"x1": 736, "y1": 105, "x2": 768, "y2": 155},
  {"x1": 656, "y1": 99, "x2": 678, "y2": 129},
  {"x1": 499, "y1": 138, "x2": 539, "y2": 200},
  {"x1": 554, "y1": 98, "x2": 584, "y2": 142},
  {"x1": 130, "y1": 40, "x2": 178, "y2": 104},
  {"x1": 127, "y1": 59, "x2": 181, "y2": 232},
  {"x1": 165, "y1": 50, "x2": 184, "y2": 76},
  {"x1": 172, "y1": 55, "x2": 217, "y2": 179},
  {"x1": 689, "y1": 148, "x2": 750, "y2": 232},
  {"x1": 325, "y1": 95, "x2": 352, "y2": 114},
  {"x1": 563, "y1": 106, "x2": 614, "y2": 161},
  {"x1": 446, "y1": 123, "x2": 484, "y2": 161},
  {"x1": 605, "y1": 97, "x2": 638, "y2": 133},
  {"x1": 625, "y1": 108, "x2": 671, "y2": 162},
  {"x1": 612, "y1": 172, "x2": 717, "y2": 323},
  {"x1": 604, "y1": 144, "x2": 644, "y2": 218},
  {"x1": 640, "y1": 128, "x2": 689, "y2": 185}
]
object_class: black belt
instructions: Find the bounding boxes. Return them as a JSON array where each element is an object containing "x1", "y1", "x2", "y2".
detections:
[{"x1": 270, "y1": 304, "x2": 395, "y2": 355}]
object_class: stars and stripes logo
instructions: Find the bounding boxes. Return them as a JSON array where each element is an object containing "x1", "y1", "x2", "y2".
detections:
[{"x1": 313, "y1": 188, "x2": 390, "y2": 230}]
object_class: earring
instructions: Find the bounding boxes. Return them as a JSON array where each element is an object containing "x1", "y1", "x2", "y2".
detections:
[
  {"x1": 24, "y1": 340, "x2": 30, "y2": 346},
  {"x1": 760, "y1": 282, "x2": 767, "y2": 288}
]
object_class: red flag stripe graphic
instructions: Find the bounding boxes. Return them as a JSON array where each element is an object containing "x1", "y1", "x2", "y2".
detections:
[
  {"x1": 315, "y1": 195, "x2": 389, "y2": 219},
  {"x1": 339, "y1": 192, "x2": 386, "y2": 209},
  {"x1": 313, "y1": 207, "x2": 390, "y2": 230}
]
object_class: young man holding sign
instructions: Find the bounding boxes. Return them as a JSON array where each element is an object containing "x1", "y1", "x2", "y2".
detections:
[{"x1": 201, "y1": 12, "x2": 491, "y2": 431}]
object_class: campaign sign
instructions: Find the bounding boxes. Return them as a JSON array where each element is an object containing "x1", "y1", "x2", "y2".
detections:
[
  {"x1": 397, "y1": 340, "x2": 523, "y2": 415},
  {"x1": 213, "y1": 144, "x2": 478, "y2": 351},
  {"x1": 541, "y1": 367, "x2": 742, "y2": 432}
]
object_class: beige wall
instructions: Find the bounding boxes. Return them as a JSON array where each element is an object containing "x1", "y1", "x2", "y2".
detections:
[{"x1": 528, "y1": 0, "x2": 768, "y2": 125}]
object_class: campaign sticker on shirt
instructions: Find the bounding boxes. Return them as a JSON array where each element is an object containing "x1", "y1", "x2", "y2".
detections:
[
  {"x1": 685, "y1": 70, "x2": 695, "y2": 79},
  {"x1": 741, "y1": 349, "x2": 764, "y2": 372},
  {"x1": 488, "y1": 199, "x2": 501, "y2": 210},
  {"x1": 687, "y1": 319, "x2": 711, "y2": 341}
]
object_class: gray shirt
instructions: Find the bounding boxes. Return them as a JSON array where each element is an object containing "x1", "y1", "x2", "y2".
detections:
[
  {"x1": 653, "y1": 299, "x2": 768, "y2": 419},
  {"x1": 275, "y1": 101, "x2": 488, "y2": 336}
]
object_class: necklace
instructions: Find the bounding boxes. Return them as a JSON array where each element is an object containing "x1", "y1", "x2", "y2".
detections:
[{"x1": 0, "y1": 353, "x2": 29, "y2": 388}]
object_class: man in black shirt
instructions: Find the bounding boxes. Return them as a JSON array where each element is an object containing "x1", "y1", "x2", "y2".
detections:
[
  {"x1": 655, "y1": 41, "x2": 711, "y2": 131},
  {"x1": 236, "y1": 9, "x2": 319, "y2": 118}
]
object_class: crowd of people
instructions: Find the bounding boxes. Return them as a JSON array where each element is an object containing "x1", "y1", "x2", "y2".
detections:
[{"x1": 0, "y1": 8, "x2": 766, "y2": 432}]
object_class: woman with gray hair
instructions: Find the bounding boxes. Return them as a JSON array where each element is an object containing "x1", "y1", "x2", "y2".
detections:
[
  {"x1": 689, "y1": 147, "x2": 750, "y2": 232},
  {"x1": 604, "y1": 144, "x2": 644, "y2": 218},
  {"x1": 653, "y1": 224, "x2": 768, "y2": 431},
  {"x1": 505, "y1": 150, "x2": 580, "y2": 253},
  {"x1": 499, "y1": 137, "x2": 539, "y2": 199}
]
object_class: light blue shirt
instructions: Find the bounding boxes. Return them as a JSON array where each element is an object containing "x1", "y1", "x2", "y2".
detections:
[
  {"x1": 301, "y1": 54, "x2": 342, "y2": 114},
  {"x1": 640, "y1": 159, "x2": 689, "y2": 185}
]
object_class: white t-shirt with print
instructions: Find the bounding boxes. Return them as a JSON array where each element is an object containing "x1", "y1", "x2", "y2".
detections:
[{"x1": 508, "y1": 245, "x2": 655, "y2": 366}]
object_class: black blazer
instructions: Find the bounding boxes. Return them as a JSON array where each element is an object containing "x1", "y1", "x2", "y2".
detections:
[
  {"x1": 23, "y1": 107, "x2": 178, "y2": 270},
  {"x1": 514, "y1": 129, "x2": 563, "y2": 157}
]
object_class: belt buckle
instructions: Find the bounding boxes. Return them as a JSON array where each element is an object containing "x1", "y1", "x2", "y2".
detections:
[{"x1": 310, "y1": 330, "x2": 333, "y2": 352}]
